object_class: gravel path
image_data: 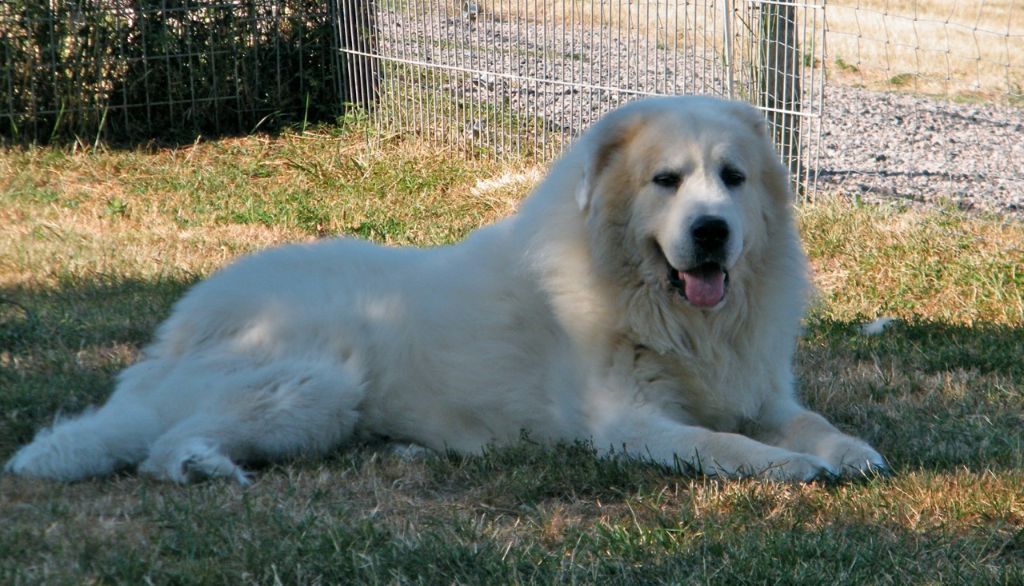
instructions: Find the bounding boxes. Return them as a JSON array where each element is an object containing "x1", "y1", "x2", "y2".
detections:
[
  {"x1": 819, "y1": 86, "x2": 1023, "y2": 216},
  {"x1": 372, "y1": 8, "x2": 1023, "y2": 217}
]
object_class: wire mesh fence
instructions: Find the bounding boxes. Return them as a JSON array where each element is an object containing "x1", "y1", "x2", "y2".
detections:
[
  {"x1": 340, "y1": 0, "x2": 826, "y2": 197},
  {"x1": 2, "y1": 1, "x2": 1020, "y2": 209},
  {"x1": 826, "y1": 0, "x2": 1023, "y2": 104},
  {"x1": 818, "y1": 1, "x2": 1023, "y2": 213},
  {"x1": 0, "y1": 0, "x2": 342, "y2": 144}
]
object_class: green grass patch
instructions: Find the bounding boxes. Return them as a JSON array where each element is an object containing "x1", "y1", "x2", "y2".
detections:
[{"x1": 1, "y1": 128, "x2": 1021, "y2": 583}]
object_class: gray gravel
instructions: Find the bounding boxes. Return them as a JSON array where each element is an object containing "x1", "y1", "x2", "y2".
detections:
[
  {"x1": 819, "y1": 86, "x2": 1023, "y2": 217},
  {"x1": 373, "y1": 8, "x2": 1024, "y2": 217}
]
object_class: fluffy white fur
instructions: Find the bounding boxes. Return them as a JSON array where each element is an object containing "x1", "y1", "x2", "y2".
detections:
[{"x1": 5, "y1": 96, "x2": 885, "y2": 484}]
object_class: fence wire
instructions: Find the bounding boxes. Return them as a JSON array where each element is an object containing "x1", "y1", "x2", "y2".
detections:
[
  {"x1": 4, "y1": 1, "x2": 1019, "y2": 209},
  {"x1": 819, "y1": 1, "x2": 1023, "y2": 212},
  {"x1": 827, "y1": 0, "x2": 1023, "y2": 103},
  {"x1": 0, "y1": 0, "x2": 341, "y2": 144},
  {"x1": 340, "y1": 0, "x2": 826, "y2": 198}
]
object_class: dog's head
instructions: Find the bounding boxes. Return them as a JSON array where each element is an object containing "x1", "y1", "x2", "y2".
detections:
[{"x1": 574, "y1": 96, "x2": 795, "y2": 312}]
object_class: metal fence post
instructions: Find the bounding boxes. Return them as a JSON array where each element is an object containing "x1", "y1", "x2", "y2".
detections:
[
  {"x1": 758, "y1": 1, "x2": 802, "y2": 179},
  {"x1": 338, "y1": 0, "x2": 380, "y2": 110}
]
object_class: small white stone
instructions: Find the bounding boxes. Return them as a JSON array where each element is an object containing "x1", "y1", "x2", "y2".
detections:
[{"x1": 859, "y1": 316, "x2": 897, "y2": 336}]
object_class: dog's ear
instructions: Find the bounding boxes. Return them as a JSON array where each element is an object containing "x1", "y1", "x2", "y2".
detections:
[
  {"x1": 724, "y1": 99, "x2": 770, "y2": 136},
  {"x1": 725, "y1": 100, "x2": 795, "y2": 205},
  {"x1": 762, "y1": 150, "x2": 795, "y2": 206},
  {"x1": 575, "y1": 111, "x2": 645, "y2": 211}
]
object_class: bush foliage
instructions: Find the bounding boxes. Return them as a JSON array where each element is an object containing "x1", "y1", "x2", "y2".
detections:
[{"x1": 0, "y1": 0, "x2": 344, "y2": 144}]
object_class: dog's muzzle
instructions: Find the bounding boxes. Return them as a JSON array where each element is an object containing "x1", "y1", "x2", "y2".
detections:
[{"x1": 664, "y1": 215, "x2": 732, "y2": 309}]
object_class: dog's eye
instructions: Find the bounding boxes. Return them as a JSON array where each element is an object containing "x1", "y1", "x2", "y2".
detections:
[
  {"x1": 720, "y1": 167, "x2": 746, "y2": 187},
  {"x1": 652, "y1": 172, "x2": 681, "y2": 188}
]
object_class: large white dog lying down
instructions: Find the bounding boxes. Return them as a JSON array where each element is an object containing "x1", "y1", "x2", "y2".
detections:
[{"x1": 6, "y1": 96, "x2": 885, "y2": 484}]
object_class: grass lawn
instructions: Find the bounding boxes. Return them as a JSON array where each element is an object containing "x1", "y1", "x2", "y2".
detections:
[{"x1": 1, "y1": 126, "x2": 1022, "y2": 584}]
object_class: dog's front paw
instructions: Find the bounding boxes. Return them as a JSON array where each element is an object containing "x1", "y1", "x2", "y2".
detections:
[
  {"x1": 753, "y1": 451, "x2": 836, "y2": 483},
  {"x1": 701, "y1": 447, "x2": 835, "y2": 482},
  {"x1": 820, "y1": 435, "x2": 887, "y2": 478}
]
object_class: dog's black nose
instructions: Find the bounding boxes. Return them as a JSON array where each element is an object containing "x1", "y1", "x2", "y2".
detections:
[{"x1": 691, "y1": 216, "x2": 730, "y2": 252}]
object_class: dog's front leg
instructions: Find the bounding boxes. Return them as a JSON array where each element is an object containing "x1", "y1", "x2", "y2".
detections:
[
  {"x1": 754, "y1": 398, "x2": 887, "y2": 477},
  {"x1": 589, "y1": 404, "x2": 834, "y2": 482}
]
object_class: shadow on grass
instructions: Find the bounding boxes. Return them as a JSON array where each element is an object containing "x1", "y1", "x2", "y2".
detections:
[
  {"x1": 0, "y1": 274, "x2": 196, "y2": 455},
  {"x1": 1, "y1": 476, "x2": 1017, "y2": 584},
  {"x1": 800, "y1": 316, "x2": 1024, "y2": 474},
  {"x1": 804, "y1": 315, "x2": 1023, "y2": 377},
  {"x1": 2, "y1": 275, "x2": 1020, "y2": 477}
]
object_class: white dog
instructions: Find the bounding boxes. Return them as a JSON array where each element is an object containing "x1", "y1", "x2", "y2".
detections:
[{"x1": 6, "y1": 96, "x2": 885, "y2": 484}]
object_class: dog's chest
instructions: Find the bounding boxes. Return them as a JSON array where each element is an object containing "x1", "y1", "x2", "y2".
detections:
[{"x1": 629, "y1": 344, "x2": 768, "y2": 432}]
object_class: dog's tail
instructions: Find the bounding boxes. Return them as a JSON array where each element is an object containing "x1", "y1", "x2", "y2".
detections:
[{"x1": 5, "y1": 401, "x2": 159, "y2": 482}]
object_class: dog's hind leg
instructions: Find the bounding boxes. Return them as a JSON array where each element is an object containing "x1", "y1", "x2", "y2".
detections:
[
  {"x1": 4, "y1": 400, "x2": 162, "y2": 481},
  {"x1": 4, "y1": 360, "x2": 171, "y2": 481},
  {"x1": 139, "y1": 359, "x2": 366, "y2": 484}
]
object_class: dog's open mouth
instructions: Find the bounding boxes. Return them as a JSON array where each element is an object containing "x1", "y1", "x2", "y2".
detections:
[{"x1": 666, "y1": 261, "x2": 729, "y2": 308}]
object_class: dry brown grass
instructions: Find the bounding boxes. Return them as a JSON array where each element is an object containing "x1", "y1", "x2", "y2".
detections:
[
  {"x1": 827, "y1": 0, "x2": 1023, "y2": 99},
  {"x1": 0, "y1": 131, "x2": 526, "y2": 291},
  {"x1": 0, "y1": 130, "x2": 1021, "y2": 583},
  {"x1": 802, "y1": 200, "x2": 1024, "y2": 325}
]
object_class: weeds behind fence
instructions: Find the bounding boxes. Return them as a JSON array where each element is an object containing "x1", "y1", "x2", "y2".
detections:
[{"x1": 0, "y1": 0, "x2": 343, "y2": 145}]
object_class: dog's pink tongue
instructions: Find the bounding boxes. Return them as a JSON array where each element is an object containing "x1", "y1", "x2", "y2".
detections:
[{"x1": 681, "y1": 269, "x2": 725, "y2": 308}]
